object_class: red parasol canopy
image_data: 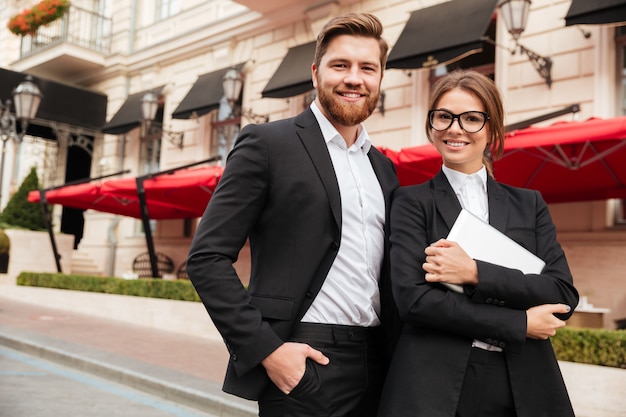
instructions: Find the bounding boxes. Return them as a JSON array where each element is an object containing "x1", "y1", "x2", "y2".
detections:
[
  {"x1": 381, "y1": 116, "x2": 626, "y2": 204},
  {"x1": 101, "y1": 165, "x2": 223, "y2": 216},
  {"x1": 27, "y1": 182, "x2": 200, "y2": 220}
]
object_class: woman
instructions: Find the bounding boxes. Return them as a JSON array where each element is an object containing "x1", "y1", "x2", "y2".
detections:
[{"x1": 378, "y1": 70, "x2": 578, "y2": 417}]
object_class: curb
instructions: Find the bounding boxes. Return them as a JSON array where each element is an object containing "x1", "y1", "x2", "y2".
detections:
[{"x1": 0, "y1": 332, "x2": 257, "y2": 417}]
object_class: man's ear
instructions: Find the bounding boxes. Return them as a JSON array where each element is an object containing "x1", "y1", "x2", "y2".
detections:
[{"x1": 311, "y1": 63, "x2": 318, "y2": 89}]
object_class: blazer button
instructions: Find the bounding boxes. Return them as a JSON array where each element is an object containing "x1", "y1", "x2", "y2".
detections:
[
  {"x1": 485, "y1": 338, "x2": 493, "y2": 344},
  {"x1": 498, "y1": 300, "x2": 505, "y2": 306},
  {"x1": 306, "y1": 291, "x2": 314, "y2": 298},
  {"x1": 231, "y1": 353, "x2": 238, "y2": 361},
  {"x1": 498, "y1": 342, "x2": 506, "y2": 348},
  {"x1": 331, "y1": 242, "x2": 339, "y2": 251},
  {"x1": 485, "y1": 297, "x2": 493, "y2": 304}
]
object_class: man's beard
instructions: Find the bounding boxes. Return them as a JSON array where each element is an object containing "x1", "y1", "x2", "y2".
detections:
[{"x1": 317, "y1": 85, "x2": 379, "y2": 127}]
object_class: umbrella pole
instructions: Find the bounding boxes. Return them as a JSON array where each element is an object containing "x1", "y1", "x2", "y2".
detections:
[
  {"x1": 38, "y1": 190, "x2": 62, "y2": 273},
  {"x1": 135, "y1": 177, "x2": 159, "y2": 278}
]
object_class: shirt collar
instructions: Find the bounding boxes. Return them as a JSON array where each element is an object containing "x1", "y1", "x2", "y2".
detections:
[
  {"x1": 442, "y1": 165, "x2": 488, "y2": 194},
  {"x1": 310, "y1": 101, "x2": 371, "y2": 153}
]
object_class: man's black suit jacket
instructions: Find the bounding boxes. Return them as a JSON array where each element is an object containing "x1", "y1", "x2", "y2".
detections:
[
  {"x1": 187, "y1": 108, "x2": 399, "y2": 400},
  {"x1": 378, "y1": 170, "x2": 578, "y2": 417}
]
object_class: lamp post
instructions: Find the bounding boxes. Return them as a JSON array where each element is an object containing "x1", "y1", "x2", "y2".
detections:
[
  {"x1": 222, "y1": 68, "x2": 244, "y2": 116},
  {"x1": 221, "y1": 67, "x2": 269, "y2": 123},
  {"x1": 0, "y1": 75, "x2": 43, "y2": 205},
  {"x1": 140, "y1": 91, "x2": 184, "y2": 148},
  {"x1": 497, "y1": 0, "x2": 552, "y2": 87}
]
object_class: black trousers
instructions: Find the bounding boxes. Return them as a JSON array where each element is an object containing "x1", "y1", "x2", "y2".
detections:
[
  {"x1": 456, "y1": 347, "x2": 517, "y2": 417},
  {"x1": 258, "y1": 323, "x2": 384, "y2": 417}
]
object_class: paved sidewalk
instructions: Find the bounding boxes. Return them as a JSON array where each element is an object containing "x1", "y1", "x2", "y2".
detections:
[
  {"x1": 1, "y1": 291, "x2": 624, "y2": 417},
  {"x1": 0, "y1": 297, "x2": 257, "y2": 417}
]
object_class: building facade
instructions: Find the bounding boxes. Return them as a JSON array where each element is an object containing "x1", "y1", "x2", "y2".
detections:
[{"x1": 1, "y1": 0, "x2": 625, "y2": 328}]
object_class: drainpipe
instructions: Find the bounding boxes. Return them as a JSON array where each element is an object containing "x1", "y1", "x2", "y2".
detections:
[{"x1": 105, "y1": 217, "x2": 119, "y2": 276}]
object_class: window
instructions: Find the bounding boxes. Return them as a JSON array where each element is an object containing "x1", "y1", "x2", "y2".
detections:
[{"x1": 156, "y1": 0, "x2": 179, "y2": 20}]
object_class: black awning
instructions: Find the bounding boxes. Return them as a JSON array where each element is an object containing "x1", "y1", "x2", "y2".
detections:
[
  {"x1": 102, "y1": 86, "x2": 164, "y2": 135},
  {"x1": 565, "y1": 0, "x2": 626, "y2": 26},
  {"x1": 386, "y1": 0, "x2": 498, "y2": 70},
  {"x1": 0, "y1": 67, "x2": 107, "y2": 139},
  {"x1": 261, "y1": 41, "x2": 316, "y2": 99},
  {"x1": 171, "y1": 63, "x2": 244, "y2": 120}
]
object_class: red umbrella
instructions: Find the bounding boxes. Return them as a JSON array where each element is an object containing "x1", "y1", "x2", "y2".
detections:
[
  {"x1": 497, "y1": 116, "x2": 626, "y2": 203},
  {"x1": 384, "y1": 116, "x2": 626, "y2": 204},
  {"x1": 27, "y1": 182, "x2": 199, "y2": 219},
  {"x1": 101, "y1": 165, "x2": 223, "y2": 216}
]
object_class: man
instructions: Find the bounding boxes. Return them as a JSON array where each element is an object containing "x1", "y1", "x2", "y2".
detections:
[{"x1": 186, "y1": 12, "x2": 399, "y2": 417}]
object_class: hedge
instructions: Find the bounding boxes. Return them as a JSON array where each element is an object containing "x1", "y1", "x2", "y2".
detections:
[
  {"x1": 552, "y1": 327, "x2": 625, "y2": 369},
  {"x1": 16, "y1": 271, "x2": 625, "y2": 369},
  {"x1": 17, "y1": 271, "x2": 201, "y2": 302}
]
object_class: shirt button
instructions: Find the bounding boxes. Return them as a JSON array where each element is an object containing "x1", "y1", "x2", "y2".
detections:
[
  {"x1": 306, "y1": 291, "x2": 314, "y2": 298},
  {"x1": 331, "y1": 242, "x2": 339, "y2": 251}
]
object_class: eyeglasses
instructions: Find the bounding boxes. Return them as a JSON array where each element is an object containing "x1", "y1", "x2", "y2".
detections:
[{"x1": 428, "y1": 109, "x2": 489, "y2": 133}]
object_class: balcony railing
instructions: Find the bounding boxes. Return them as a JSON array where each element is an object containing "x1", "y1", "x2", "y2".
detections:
[{"x1": 19, "y1": 6, "x2": 112, "y2": 58}]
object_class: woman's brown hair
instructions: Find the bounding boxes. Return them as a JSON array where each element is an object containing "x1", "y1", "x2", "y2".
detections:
[{"x1": 425, "y1": 70, "x2": 506, "y2": 178}]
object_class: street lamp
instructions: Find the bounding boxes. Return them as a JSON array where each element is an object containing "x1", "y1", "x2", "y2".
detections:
[
  {"x1": 497, "y1": 0, "x2": 552, "y2": 87},
  {"x1": 0, "y1": 75, "x2": 43, "y2": 203},
  {"x1": 140, "y1": 91, "x2": 184, "y2": 148},
  {"x1": 222, "y1": 68, "x2": 269, "y2": 123}
]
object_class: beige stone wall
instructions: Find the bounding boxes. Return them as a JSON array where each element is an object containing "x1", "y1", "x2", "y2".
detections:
[
  {"x1": 551, "y1": 202, "x2": 626, "y2": 329},
  {"x1": 1, "y1": 230, "x2": 74, "y2": 284}
]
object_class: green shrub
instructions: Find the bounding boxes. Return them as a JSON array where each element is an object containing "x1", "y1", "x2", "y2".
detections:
[
  {"x1": 552, "y1": 327, "x2": 625, "y2": 369},
  {"x1": 0, "y1": 167, "x2": 47, "y2": 231},
  {"x1": 17, "y1": 271, "x2": 201, "y2": 302}
]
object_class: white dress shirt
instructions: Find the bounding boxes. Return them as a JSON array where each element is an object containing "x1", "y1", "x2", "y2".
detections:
[
  {"x1": 301, "y1": 102, "x2": 385, "y2": 327},
  {"x1": 442, "y1": 165, "x2": 502, "y2": 351}
]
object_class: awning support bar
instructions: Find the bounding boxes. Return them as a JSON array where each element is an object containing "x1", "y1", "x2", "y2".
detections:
[
  {"x1": 505, "y1": 104, "x2": 580, "y2": 132},
  {"x1": 36, "y1": 170, "x2": 130, "y2": 274},
  {"x1": 135, "y1": 156, "x2": 222, "y2": 278}
]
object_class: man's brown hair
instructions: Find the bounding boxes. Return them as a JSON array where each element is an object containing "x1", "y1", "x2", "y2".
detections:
[{"x1": 314, "y1": 12, "x2": 388, "y2": 71}]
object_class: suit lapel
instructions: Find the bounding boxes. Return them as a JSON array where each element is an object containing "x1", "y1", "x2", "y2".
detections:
[
  {"x1": 295, "y1": 109, "x2": 341, "y2": 230},
  {"x1": 487, "y1": 177, "x2": 509, "y2": 233},
  {"x1": 432, "y1": 170, "x2": 462, "y2": 231},
  {"x1": 367, "y1": 150, "x2": 396, "y2": 206}
]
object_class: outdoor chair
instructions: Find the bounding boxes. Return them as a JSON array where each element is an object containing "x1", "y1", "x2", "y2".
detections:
[
  {"x1": 176, "y1": 261, "x2": 189, "y2": 279},
  {"x1": 132, "y1": 252, "x2": 175, "y2": 278}
]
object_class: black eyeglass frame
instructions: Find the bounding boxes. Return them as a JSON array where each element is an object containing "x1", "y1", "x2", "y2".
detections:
[{"x1": 428, "y1": 109, "x2": 490, "y2": 133}]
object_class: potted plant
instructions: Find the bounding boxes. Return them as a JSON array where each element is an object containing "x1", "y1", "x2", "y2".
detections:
[
  {"x1": 0, "y1": 229, "x2": 10, "y2": 273},
  {"x1": 7, "y1": 0, "x2": 70, "y2": 36}
]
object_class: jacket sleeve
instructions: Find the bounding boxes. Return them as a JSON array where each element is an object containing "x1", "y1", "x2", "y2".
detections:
[
  {"x1": 468, "y1": 190, "x2": 579, "y2": 320},
  {"x1": 390, "y1": 186, "x2": 528, "y2": 353},
  {"x1": 186, "y1": 124, "x2": 283, "y2": 377}
]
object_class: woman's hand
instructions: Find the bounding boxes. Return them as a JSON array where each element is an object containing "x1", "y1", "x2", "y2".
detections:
[
  {"x1": 526, "y1": 304, "x2": 570, "y2": 339},
  {"x1": 423, "y1": 239, "x2": 479, "y2": 286}
]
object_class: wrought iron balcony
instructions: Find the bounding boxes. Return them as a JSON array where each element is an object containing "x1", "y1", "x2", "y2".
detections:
[
  {"x1": 19, "y1": 5, "x2": 111, "y2": 56},
  {"x1": 14, "y1": 6, "x2": 112, "y2": 80}
]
